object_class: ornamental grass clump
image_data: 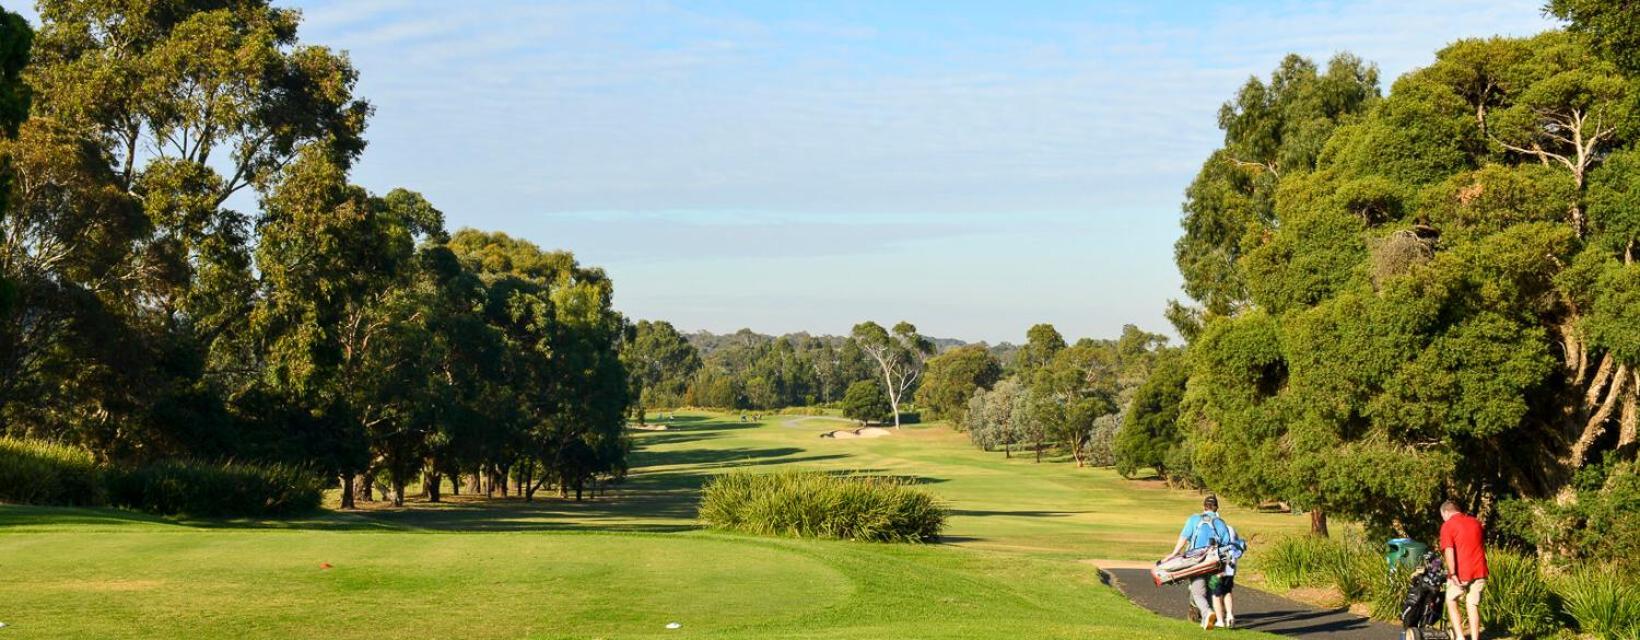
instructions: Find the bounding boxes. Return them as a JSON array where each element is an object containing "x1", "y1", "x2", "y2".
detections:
[
  {"x1": 0, "y1": 437, "x2": 105, "y2": 506},
  {"x1": 1479, "y1": 549, "x2": 1559, "y2": 639},
  {"x1": 699, "y1": 469, "x2": 946, "y2": 542},
  {"x1": 106, "y1": 459, "x2": 324, "y2": 518},
  {"x1": 1258, "y1": 534, "x2": 1342, "y2": 590},
  {"x1": 1556, "y1": 567, "x2": 1640, "y2": 640}
]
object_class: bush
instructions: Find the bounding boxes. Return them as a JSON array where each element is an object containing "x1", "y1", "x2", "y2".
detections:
[
  {"x1": 841, "y1": 381, "x2": 892, "y2": 424},
  {"x1": 0, "y1": 437, "x2": 105, "y2": 506},
  {"x1": 1258, "y1": 535, "x2": 1342, "y2": 590},
  {"x1": 1556, "y1": 568, "x2": 1640, "y2": 640},
  {"x1": 699, "y1": 469, "x2": 946, "y2": 542},
  {"x1": 1481, "y1": 550, "x2": 1560, "y2": 639},
  {"x1": 107, "y1": 459, "x2": 324, "y2": 518},
  {"x1": 777, "y1": 406, "x2": 832, "y2": 417},
  {"x1": 1320, "y1": 535, "x2": 1379, "y2": 603},
  {"x1": 895, "y1": 411, "x2": 920, "y2": 425}
]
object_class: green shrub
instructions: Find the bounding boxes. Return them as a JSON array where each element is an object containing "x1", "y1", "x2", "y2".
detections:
[
  {"x1": 1481, "y1": 550, "x2": 1560, "y2": 639},
  {"x1": 107, "y1": 459, "x2": 324, "y2": 518},
  {"x1": 0, "y1": 437, "x2": 105, "y2": 506},
  {"x1": 699, "y1": 469, "x2": 946, "y2": 542},
  {"x1": 777, "y1": 406, "x2": 832, "y2": 417},
  {"x1": 1321, "y1": 535, "x2": 1380, "y2": 602},
  {"x1": 1258, "y1": 534, "x2": 1342, "y2": 590},
  {"x1": 1557, "y1": 568, "x2": 1640, "y2": 640},
  {"x1": 1367, "y1": 564, "x2": 1414, "y2": 622},
  {"x1": 896, "y1": 411, "x2": 921, "y2": 425}
]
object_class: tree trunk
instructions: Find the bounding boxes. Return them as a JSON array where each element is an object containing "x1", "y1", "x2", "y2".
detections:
[
  {"x1": 1003, "y1": 443, "x2": 1011, "y2": 459},
  {"x1": 426, "y1": 471, "x2": 442, "y2": 503},
  {"x1": 1310, "y1": 509, "x2": 1330, "y2": 537},
  {"x1": 1034, "y1": 441, "x2": 1042, "y2": 463},
  {"x1": 575, "y1": 479, "x2": 584, "y2": 501},
  {"x1": 391, "y1": 478, "x2": 406, "y2": 507},
  {"x1": 339, "y1": 473, "x2": 356, "y2": 510},
  {"x1": 360, "y1": 474, "x2": 375, "y2": 502},
  {"x1": 523, "y1": 464, "x2": 536, "y2": 502},
  {"x1": 1572, "y1": 365, "x2": 1630, "y2": 466},
  {"x1": 1619, "y1": 371, "x2": 1638, "y2": 453}
]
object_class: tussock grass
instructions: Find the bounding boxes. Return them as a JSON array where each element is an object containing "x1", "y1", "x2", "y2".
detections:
[
  {"x1": 1, "y1": 436, "x2": 321, "y2": 518},
  {"x1": 1481, "y1": 549, "x2": 1559, "y2": 638},
  {"x1": 1557, "y1": 567, "x2": 1640, "y2": 640},
  {"x1": 0, "y1": 437, "x2": 105, "y2": 506},
  {"x1": 1258, "y1": 534, "x2": 1341, "y2": 590},
  {"x1": 699, "y1": 469, "x2": 946, "y2": 542},
  {"x1": 107, "y1": 459, "x2": 324, "y2": 518}
]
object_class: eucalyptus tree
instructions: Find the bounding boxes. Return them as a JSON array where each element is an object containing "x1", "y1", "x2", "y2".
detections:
[
  {"x1": 0, "y1": 0, "x2": 368, "y2": 459},
  {"x1": 851, "y1": 321, "x2": 934, "y2": 428},
  {"x1": 914, "y1": 344, "x2": 1003, "y2": 423},
  {"x1": 1175, "y1": 54, "x2": 1380, "y2": 318},
  {"x1": 450, "y1": 230, "x2": 631, "y2": 501},
  {"x1": 0, "y1": 7, "x2": 31, "y2": 428},
  {"x1": 621, "y1": 319, "x2": 701, "y2": 413},
  {"x1": 1173, "y1": 33, "x2": 1640, "y2": 537}
]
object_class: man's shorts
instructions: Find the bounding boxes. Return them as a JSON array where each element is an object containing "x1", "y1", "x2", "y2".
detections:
[
  {"x1": 1445, "y1": 578, "x2": 1486, "y2": 606},
  {"x1": 1209, "y1": 575, "x2": 1235, "y2": 597}
]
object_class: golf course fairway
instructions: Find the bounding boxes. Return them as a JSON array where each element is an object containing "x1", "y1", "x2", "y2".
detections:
[{"x1": 0, "y1": 413, "x2": 1311, "y2": 638}]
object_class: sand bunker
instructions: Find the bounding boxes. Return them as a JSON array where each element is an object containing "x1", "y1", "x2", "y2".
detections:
[
  {"x1": 820, "y1": 426, "x2": 892, "y2": 439},
  {"x1": 628, "y1": 423, "x2": 669, "y2": 431}
]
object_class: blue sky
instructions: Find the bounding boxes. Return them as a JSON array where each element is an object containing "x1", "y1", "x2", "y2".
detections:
[{"x1": 21, "y1": 1, "x2": 1560, "y2": 343}]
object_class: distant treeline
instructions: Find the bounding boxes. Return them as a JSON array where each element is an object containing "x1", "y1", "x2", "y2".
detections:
[{"x1": 621, "y1": 325, "x2": 1021, "y2": 412}]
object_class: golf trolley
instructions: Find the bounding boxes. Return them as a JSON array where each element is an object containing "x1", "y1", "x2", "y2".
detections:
[{"x1": 1399, "y1": 551, "x2": 1451, "y2": 640}]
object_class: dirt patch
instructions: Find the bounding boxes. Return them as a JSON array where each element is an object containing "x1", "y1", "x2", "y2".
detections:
[
  {"x1": 1284, "y1": 585, "x2": 1348, "y2": 608},
  {"x1": 821, "y1": 427, "x2": 893, "y2": 439},
  {"x1": 1081, "y1": 558, "x2": 1155, "y2": 570}
]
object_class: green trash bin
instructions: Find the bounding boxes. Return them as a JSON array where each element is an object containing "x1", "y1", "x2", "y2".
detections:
[{"x1": 1386, "y1": 538, "x2": 1428, "y2": 570}]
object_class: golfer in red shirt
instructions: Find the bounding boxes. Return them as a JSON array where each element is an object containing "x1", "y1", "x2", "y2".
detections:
[{"x1": 1439, "y1": 501, "x2": 1488, "y2": 640}]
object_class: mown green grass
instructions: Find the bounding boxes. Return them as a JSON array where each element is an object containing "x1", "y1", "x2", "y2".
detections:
[{"x1": 0, "y1": 413, "x2": 1309, "y2": 638}]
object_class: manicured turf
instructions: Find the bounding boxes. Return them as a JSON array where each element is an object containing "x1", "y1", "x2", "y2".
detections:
[{"x1": 0, "y1": 414, "x2": 1310, "y2": 638}]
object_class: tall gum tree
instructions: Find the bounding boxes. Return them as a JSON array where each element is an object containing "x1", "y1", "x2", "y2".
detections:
[{"x1": 851, "y1": 321, "x2": 933, "y2": 429}]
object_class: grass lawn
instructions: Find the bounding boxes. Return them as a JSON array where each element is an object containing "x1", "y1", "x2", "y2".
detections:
[{"x1": 0, "y1": 413, "x2": 1311, "y2": 638}]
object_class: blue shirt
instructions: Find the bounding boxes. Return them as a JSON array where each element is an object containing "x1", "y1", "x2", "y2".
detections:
[{"x1": 1180, "y1": 512, "x2": 1230, "y2": 551}]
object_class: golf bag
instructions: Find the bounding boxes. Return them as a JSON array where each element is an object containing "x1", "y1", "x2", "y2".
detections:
[
  {"x1": 1400, "y1": 551, "x2": 1446, "y2": 632},
  {"x1": 1151, "y1": 545, "x2": 1223, "y2": 586}
]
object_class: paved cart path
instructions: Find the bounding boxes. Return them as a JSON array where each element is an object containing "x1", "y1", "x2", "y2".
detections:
[{"x1": 1102, "y1": 567, "x2": 1405, "y2": 640}]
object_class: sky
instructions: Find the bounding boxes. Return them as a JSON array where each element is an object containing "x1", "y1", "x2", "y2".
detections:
[{"x1": 19, "y1": 1, "x2": 1561, "y2": 343}]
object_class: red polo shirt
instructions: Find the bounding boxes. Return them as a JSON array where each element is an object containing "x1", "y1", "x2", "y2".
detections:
[{"x1": 1439, "y1": 513, "x2": 1489, "y2": 582}]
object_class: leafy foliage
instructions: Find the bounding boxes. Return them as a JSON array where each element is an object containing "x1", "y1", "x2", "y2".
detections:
[
  {"x1": 1171, "y1": 31, "x2": 1640, "y2": 536},
  {"x1": 842, "y1": 380, "x2": 892, "y2": 424},
  {"x1": 914, "y1": 344, "x2": 1002, "y2": 423},
  {"x1": 0, "y1": 1, "x2": 633, "y2": 513}
]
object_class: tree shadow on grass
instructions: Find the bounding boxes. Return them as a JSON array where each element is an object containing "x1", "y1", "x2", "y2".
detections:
[
  {"x1": 2, "y1": 414, "x2": 907, "y2": 535},
  {"x1": 947, "y1": 509, "x2": 1089, "y2": 518}
]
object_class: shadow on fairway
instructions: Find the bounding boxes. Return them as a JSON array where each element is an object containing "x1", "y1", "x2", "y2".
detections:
[
  {"x1": 948, "y1": 509, "x2": 1087, "y2": 518},
  {"x1": 0, "y1": 414, "x2": 876, "y2": 535}
]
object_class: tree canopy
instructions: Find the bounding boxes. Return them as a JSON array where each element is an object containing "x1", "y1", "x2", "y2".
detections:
[
  {"x1": 1156, "y1": 25, "x2": 1640, "y2": 538},
  {"x1": 0, "y1": 0, "x2": 633, "y2": 508}
]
